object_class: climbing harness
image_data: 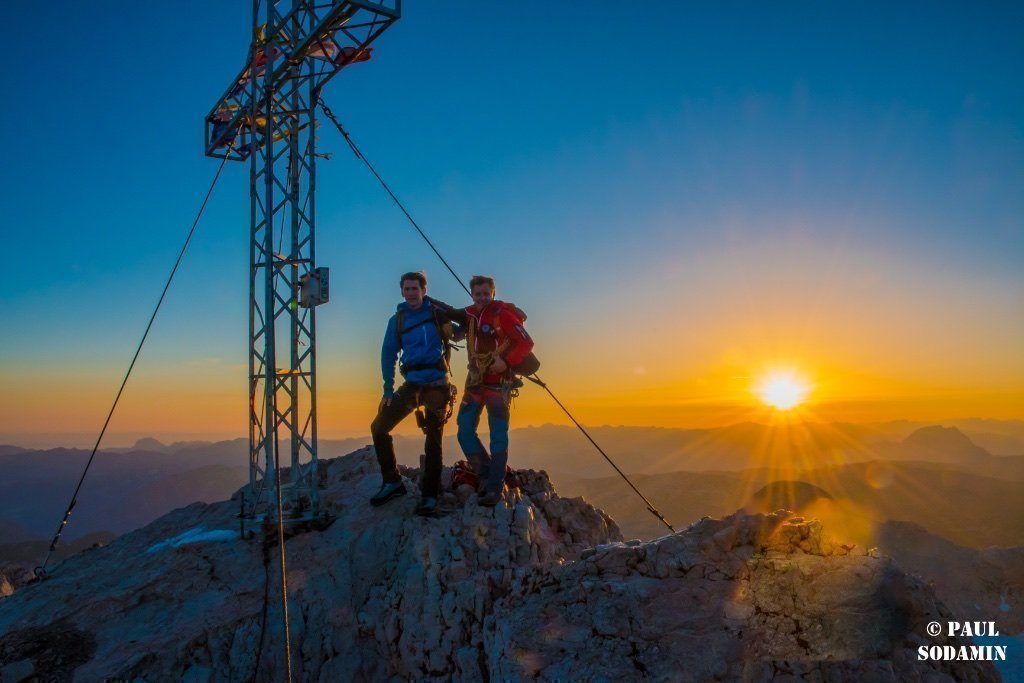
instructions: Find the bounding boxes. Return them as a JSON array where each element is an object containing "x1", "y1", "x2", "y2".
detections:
[{"x1": 412, "y1": 383, "x2": 458, "y2": 434}]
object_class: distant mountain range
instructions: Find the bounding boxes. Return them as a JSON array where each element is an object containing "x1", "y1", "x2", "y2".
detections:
[
  {"x1": 0, "y1": 436, "x2": 370, "y2": 542},
  {"x1": 502, "y1": 421, "x2": 1024, "y2": 480},
  {"x1": 0, "y1": 520, "x2": 35, "y2": 544},
  {"x1": 560, "y1": 458, "x2": 1024, "y2": 548},
  {"x1": 1, "y1": 421, "x2": 1021, "y2": 560}
]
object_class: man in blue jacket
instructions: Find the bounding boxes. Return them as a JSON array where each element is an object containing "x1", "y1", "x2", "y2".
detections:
[{"x1": 371, "y1": 271, "x2": 466, "y2": 516}]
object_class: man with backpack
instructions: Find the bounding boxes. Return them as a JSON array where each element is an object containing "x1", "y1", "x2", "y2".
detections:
[
  {"x1": 456, "y1": 275, "x2": 536, "y2": 507},
  {"x1": 370, "y1": 271, "x2": 466, "y2": 517}
]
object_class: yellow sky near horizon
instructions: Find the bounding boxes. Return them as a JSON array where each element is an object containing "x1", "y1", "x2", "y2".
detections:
[
  {"x1": 3, "y1": 241, "x2": 1021, "y2": 444},
  {"x1": 2, "y1": 357, "x2": 1021, "y2": 446}
]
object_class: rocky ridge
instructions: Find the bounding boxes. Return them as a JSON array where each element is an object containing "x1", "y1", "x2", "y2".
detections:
[{"x1": 0, "y1": 447, "x2": 1002, "y2": 681}]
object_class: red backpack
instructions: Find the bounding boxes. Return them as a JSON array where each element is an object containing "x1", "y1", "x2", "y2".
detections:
[{"x1": 493, "y1": 303, "x2": 541, "y2": 377}]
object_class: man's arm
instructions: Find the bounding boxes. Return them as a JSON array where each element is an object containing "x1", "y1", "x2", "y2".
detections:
[
  {"x1": 426, "y1": 296, "x2": 468, "y2": 342},
  {"x1": 380, "y1": 314, "x2": 399, "y2": 399},
  {"x1": 426, "y1": 296, "x2": 469, "y2": 326}
]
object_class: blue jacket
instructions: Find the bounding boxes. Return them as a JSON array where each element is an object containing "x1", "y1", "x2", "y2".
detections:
[{"x1": 381, "y1": 300, "x2": 448, "y2": 397}]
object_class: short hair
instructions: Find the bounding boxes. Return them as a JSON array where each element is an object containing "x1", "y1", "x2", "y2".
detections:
[
  {"x1": 469, "y1": 275, "x2": 496, "y2": 293},
  {"x1": 400, "y1": 271, "x2": 427, "y2": 288}
]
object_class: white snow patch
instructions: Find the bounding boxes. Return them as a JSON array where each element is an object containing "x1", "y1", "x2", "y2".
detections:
[{"x1": 146, "y1": 527, "x2": 237, "y2": 554}]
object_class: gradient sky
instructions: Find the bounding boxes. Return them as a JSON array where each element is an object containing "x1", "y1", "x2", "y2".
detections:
[{"x1": 2, "y1": 2, "x2": 1022, "y2": 446}]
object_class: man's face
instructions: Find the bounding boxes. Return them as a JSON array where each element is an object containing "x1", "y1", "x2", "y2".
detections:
[
  {"x1": 402, "y1": 279, "x2": 425, "y2": 308},
  {"x1": 471, "y1": 284, "x2": 494, "y2": 310}
]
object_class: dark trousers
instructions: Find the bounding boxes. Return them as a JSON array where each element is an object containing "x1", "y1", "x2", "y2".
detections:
[{"x1": 371, "y1": 382, "x2": 450, "y2": 497}]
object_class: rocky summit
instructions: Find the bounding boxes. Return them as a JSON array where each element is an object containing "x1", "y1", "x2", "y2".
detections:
[{"x1": 0, "y1": 448, "x2": 1001, "y2": 682}]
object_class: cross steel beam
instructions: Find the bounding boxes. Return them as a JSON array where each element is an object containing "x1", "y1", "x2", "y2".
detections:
[{"x1": 204, "y1": 0, "x2": 400, "y2": 525}]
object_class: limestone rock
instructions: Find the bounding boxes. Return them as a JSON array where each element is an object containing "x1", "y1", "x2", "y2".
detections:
[
  {"x1": 488, "y1": 512, "x2": 1001, "y2": 682},
  {"x1": 0, "y1": 449, "x2": 1001, "y2": 682}
]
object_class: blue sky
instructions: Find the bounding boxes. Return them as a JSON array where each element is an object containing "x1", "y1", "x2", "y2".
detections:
[{"x1": 2, "y1": 1, "x2": 1022, "y2": 444}]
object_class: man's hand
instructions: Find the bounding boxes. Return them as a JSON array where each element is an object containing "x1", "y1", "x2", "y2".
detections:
[
  {"x1": 490, "y1": 357, "x2": 508, "y2": 374},
  {"x1": 427, "y1": 296, "x2": 450, "y2": 312},
  {"x1": 379, "y1": 395, "x2": 393, "y2": 411}
]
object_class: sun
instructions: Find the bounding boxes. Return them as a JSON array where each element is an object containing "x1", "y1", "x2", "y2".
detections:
[{"x1": 755, "y1": 371, "x2": 810, "y2": 410}]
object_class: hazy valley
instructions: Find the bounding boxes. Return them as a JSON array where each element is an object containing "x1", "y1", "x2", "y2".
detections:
[{"x1": 2, "y1": 420, "x2": 1022, "y2": 559}]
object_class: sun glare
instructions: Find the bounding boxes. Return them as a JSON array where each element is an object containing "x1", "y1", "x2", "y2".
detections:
[{"x1": 755, "y1": 371, "x2": 810, "y2": 410}]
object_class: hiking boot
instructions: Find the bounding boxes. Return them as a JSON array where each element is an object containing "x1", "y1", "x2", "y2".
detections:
[
  {"x1": 478, "y1": 490, "x2": 502, "y2": 507},
  {"x1": 415, "y1": 496, "x2": 438, "y2": 517},
  {"x1": 370, "y1": 481, "x2": 407, "y2": 507}
]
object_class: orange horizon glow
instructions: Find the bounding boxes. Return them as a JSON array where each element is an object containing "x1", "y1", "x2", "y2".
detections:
[
  {"x1": 4, "y1": 229, "x2": 1022, "y2": 447},
  {"x1": 2, "y1": 351, "x2": 1022, "y2": 448}
]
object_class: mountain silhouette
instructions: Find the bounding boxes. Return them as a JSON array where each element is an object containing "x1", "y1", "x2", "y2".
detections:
[
  {"x1": 563, "y1": 460, "x2": 1024, "y2": 548},
  {"x1": 894, "y1": 425, "x2": 993, "y2": 463},
  {"x1": 746, "y1": 480, "x2": 833, "y2": 513},
  {"x1": 3, "y1": 423, "x2": 1021, "y2": 551}
]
